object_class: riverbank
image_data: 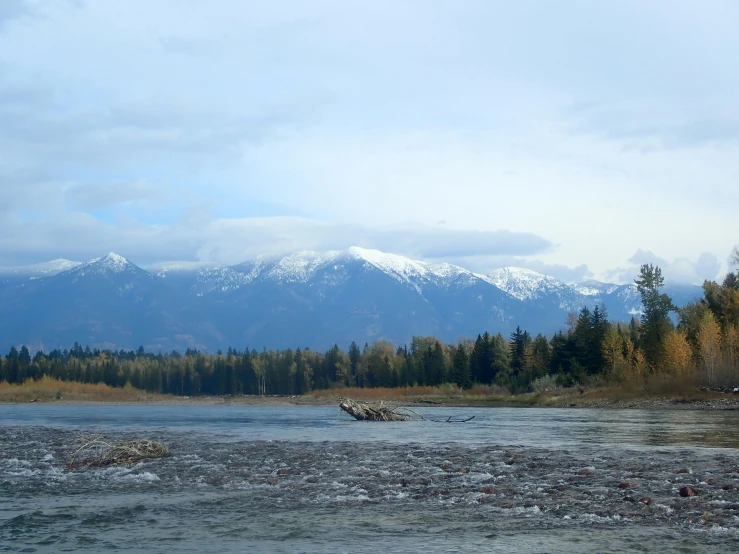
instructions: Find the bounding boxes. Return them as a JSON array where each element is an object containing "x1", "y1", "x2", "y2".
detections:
[
  {"x1": 3, "y1": 377, "x2": 739, "y2": 410},
  {"x1": 306, "y1": 385, "x2": 739, "y2": 411}
]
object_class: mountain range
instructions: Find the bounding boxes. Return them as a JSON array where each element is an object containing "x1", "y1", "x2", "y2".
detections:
[{"x1": 0, "y1": 248, "x2": 704, "y2": 353}]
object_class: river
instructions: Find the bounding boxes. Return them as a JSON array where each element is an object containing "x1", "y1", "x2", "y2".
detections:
[{"x1": 1, "y1": 405, "x2": 738, "y2": 552}]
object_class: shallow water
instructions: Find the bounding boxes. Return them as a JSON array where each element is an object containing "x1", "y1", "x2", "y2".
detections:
[{"x1": 1, "y1": 405, "x2": 738, "y2": 552}]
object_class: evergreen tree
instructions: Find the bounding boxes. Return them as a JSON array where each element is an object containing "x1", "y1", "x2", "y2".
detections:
[
  {"x1": 452, "y1": 344, "x2": 472, "y2": 389},
  {"x1": 572, "y1": 307, "x2": 592, "y2": 370},
  {"x1": 531, "y1": 334, "x2": 551, "y2": 379},
  {"x1": 635, "y1": 264, "x2": 675, "y2": 368},
  {"x1": 724, "y1": 272, "x2": 739, "y2": 291},
  {"x1": 490, "y1": 333, "x2": 512, "y2": 385},
  {"x1": 509, "y1": 327, "x2": 531, "y2": 373},
  {"x1": 589, "y1": 305, "x2": 608, "y2": 373},
  {"x1": 348, "y1": 341, "x2": 361, "y2": 386},
  {"x1": 470, "y1": 334, "x2": 485, "y2": 383}
]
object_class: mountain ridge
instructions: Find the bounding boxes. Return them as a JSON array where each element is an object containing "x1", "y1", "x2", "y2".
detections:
[{"x1": 0, "y1": 248, "x2": 704, "y2": 352}]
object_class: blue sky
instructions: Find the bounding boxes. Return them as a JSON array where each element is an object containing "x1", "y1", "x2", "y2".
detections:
[{"x1": 0, "y1": 0, "x2": 737, "y2": 283}]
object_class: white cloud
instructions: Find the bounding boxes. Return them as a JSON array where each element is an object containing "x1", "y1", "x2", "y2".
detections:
[
  {"x1": 436, "y1": 254, "x2": 593, "y2": 284},
  {"x1": 606, "y1": 249, "x2": 725, "y2": 285},
  {"x1": 0, "y1": 215, "x2": 553, "y2": 268},
  {"x1": 0, "y1": 0, "x2": 736, "y2": 277},
  {"x1": 63, "y1": 181, "x2": 161, "y2": 210}
]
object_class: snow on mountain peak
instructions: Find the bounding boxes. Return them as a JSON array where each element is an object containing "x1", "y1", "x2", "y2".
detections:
[
  {"x1": 148, "y1": 260, "x2": 223, "y2": 273},
  {"x1": 40, "y1": 259, "x2": 81, "y2": 272},
  {"x1": 233, "y1": 247, "x2": 476, "y2": 290},
  {"x1": 572, "y1": 280, "x2": 621, "y2": 296},
  {"x1": 76, "y1": 252, "x2": 138, "y2": 275},
  {"x1": 0, "y1": 258, "x2": 82, "y2": 276},
  {"x1": 346, "y1": 246, "x2": 428, "y2": 280},
  {"x1": 487, "y1": 267, "x2": 567, "y2": 301},
  {"x1": 265, "y1": 250, "x2": 335, "y2": 283}
]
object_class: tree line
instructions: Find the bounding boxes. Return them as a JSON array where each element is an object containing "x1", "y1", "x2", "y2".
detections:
[{"x1": 1, "y1": 261, "x2": 738, "y2": 395}]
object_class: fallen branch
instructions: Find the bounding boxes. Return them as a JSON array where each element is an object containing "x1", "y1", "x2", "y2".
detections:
[
  {"x1": 339, "y1": 398, "x2": 411, "y2": 421},
  {"x1": 66, "y1": 434, "x2": 170, "y2": 470},
  {"x1": 427, "y1": 415, "x2": 476, "y2": 423},
  {"x1": 338, "y1": 398, "x2": 475, "y2": 423}
]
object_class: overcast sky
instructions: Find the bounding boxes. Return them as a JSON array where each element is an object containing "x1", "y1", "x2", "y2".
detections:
[{"x1": 1, "y1": 0, "x2": 737, "y2": 283}]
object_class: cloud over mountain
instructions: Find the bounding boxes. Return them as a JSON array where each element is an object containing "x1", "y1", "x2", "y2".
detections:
[{"x1": 0, "y1": 0, "x2": 736, "y2": 280}]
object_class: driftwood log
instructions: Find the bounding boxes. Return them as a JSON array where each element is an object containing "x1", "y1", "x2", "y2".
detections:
[
  {"x1": 339, "y1": 398, "x2": 475, "y2": 423},
  {"x1": 339, "y1": 398, "x2": 411, "y2": 421}
]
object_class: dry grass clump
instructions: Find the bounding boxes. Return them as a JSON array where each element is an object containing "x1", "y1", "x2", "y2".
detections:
[
  {"x1": 0, "y1": 377, "x2": 158, "y2": 403},
  {"x1": 66, "y1": 434, "x2": 170, "y2": 470}
]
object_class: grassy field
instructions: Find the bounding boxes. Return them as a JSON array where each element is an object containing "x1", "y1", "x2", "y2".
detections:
[{"x1": 0, "y1": 376, "x2": 162, "y2": 403}]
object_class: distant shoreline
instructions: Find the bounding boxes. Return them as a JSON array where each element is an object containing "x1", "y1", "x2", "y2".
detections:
[
  {"x1": 4, "y1": 392, "x2": 739, "y2": 411},
  {"x1": 4, "y1": 376, "x2": 739, "y2": 410}
]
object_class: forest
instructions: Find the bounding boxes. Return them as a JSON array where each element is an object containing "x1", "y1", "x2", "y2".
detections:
[{"x1": 1, "y1": 262, "x2": 738, "y2": 396}]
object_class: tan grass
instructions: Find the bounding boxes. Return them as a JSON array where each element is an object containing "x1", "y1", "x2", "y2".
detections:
[
  {"x1": 579, "y1": 373, "x2": 722, "y2": 403},
  {"x1": 0, "y1": 377, "x2": 160, "y2": 403},
  {"x1": 306, "y1": 384, "x2": 514, "y2": 405},
  {"x1": 307, "y1": 376, "x2": 726, "y2": 408}
]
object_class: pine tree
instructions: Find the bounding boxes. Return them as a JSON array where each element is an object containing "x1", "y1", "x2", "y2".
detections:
[
  {"x1": 349, "y1": 341, "x2": 362, "y2": 387},
  {"x1": 424, "y1": 343, "x2": 445, "y2": 386},
  {"x1": 509, "y1": 327, "x2": 531, "y2": 373},
  {"x1": 470, "y1": 334, "x2": 485, "y2": 383},
  {"x1": 572, "y1": 307, "x2": 592, "y2": 371},
  {"x1": 452, "y1": 344, "x2": 472, "y2": 389},
  {"x1": 531, "y1": 334, "x2": 551, "y2": 379},
  {"x1": 635, "y1": 264, "x2": 675, "y2": 368},
  {"x1": 589, "y1": 305, "x2": 608, "y2": 373}
]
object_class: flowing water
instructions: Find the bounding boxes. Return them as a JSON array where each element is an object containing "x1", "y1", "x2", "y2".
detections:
[{"x1": 1, "y1": 405, "x2": 739, "y2": 553}]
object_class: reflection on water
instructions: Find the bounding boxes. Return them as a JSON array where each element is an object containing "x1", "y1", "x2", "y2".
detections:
[{"x1": 1, "y1": 405, "x2": 738, "y2": 553}]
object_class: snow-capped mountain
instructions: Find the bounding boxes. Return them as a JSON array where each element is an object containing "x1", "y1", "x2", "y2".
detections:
[
  {"x1": 0, "y1": 258, "x2": 81, "y2": 277},
  {"x1": 231, "y1": 247, "x2": 478, "y2": 289},
  {"x1": 65, "y1": 253, "x2": 149, "y2": 280},
  {"x1": 156, "y1": 247, "x2": 487, "y2": 297},
  {"x1": 0, "y1": 258, "x2": 82, "y2": 290},
  {"x1": 571, "y1": 280, "x2": 621, "y2": 297},
  {"x1": 487, "y1": 267, "x2": 568, "y2": 301},
  {"x1": 0, "y1": 253, "x2": 224, "y2": 353},
  {"x1": 0, "y1": 248, "x2": 705, "y2": 352}
]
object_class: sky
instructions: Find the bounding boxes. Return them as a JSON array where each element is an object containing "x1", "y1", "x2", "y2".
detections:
[{"x1": 0, "y1": 0, "x2": 737, "y2": 284}]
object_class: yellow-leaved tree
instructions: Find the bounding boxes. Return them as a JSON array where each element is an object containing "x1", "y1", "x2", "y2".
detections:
[
  {"x1": 601, "y1": 325, "x2": 622, "y2": 379},
  {"x1": 631, "y1": 348, "x2": 649, "y2": 384},
  {"x1": 723, "y1": 324, "x2": 739, "y2": 383},
  {"x1": 602, "y1": 324, "x2": 633, "y2": 380},
  {"x1": 662, "y1": 330, "x2": 693, "y2": 375},
  {"x1": 696, "y1": 311, "x2": 722, "y2": 385}
]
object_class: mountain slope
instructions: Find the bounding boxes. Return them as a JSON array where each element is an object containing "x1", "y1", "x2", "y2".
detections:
[
  {"x1": 0, "y1": 249, "x2": 706, "y2": 351},
  {"x1": 182, "y1": 248, "x2": 521, "y2": 348},
  {"x1": 0, "y1": 258, "x2": 81, "y2": 292},
  {"x1": 0, "y1": 254, "x2": 225, "y2": 352}
]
